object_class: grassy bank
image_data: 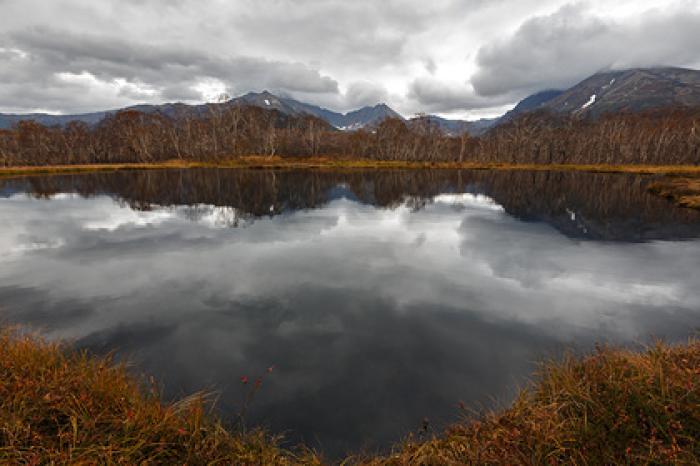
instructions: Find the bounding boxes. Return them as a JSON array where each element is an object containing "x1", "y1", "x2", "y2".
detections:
[
  {"x1": 648, "y1": 177, "x2": 700, "y2": 209},
  {"x1": 1, "y1": 329, "x2": 698, "y2": 464},
  {"x1": 360, "y1": 341, "x2": 700, "y2": 465},
  {"x1": 0, "y1": 329, "x2": 319, "y2": 465},
  {"x1": 3, "y1": 156, "x2": 700, "y2": 179}
]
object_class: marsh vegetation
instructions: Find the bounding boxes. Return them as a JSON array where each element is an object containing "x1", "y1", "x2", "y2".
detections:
[{"x1": 2, "y1": 329, "x2": 697, "y2": 464}]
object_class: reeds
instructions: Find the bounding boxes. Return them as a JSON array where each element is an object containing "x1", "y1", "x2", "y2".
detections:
[
  {"x1": 648, "y1": 177, "x2": 700, "y2": 209},
  {"x1": 0, "y1": 328, "x2": 319, "y2": 464},
  {"x1": 1, "y1": 327, "x2": 698, "y2": 464},
  {"x1": 359, "y1": 341, "x2": 700, "y2": 465}
]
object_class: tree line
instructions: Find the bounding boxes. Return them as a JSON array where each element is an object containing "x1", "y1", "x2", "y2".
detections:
[{"x1": 0, "y1": 104, "x2": 698, "y2": 166}]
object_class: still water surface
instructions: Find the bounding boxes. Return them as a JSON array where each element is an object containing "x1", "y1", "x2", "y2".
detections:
[{"x1": 1, "y1": 169, "x2": 700, "y2": 457}]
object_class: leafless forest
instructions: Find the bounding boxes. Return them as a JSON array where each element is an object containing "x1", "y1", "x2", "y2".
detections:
[{"x1": 1, "y1": 105, "x2": 699, "y2": 166}]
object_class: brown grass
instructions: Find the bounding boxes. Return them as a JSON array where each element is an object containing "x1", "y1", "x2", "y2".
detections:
[
  {"x1": 357, "y1": 341, "x2": 700, "y2": 465},
  {"x1": 0, "y1": 328, "x2": 320, "y2": 465},
  {"x1": 648, "y1": 177, "x2": 700, "y2": 209},
  {"x1": 3, "y1": 157, "x2": 700, "y2": 179},
  {"x1": 1, "y1": 328, "x2": 698, "y2": 465}
]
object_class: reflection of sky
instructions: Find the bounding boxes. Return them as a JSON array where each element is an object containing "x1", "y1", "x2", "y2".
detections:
[{"x1": 1, "y1": 191, "x2": 699, "y2": 456}]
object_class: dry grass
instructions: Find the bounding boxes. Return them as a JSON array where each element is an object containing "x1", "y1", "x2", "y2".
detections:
[
  {"x1": 2, "y1": 328, "x2": 699, "y2": 465},
  {"x1": 648, "y1": 177, "x2": 700, "y2": 209},
  {"x1": 0, "y1": 328, "x2": 320, "y2": 465},
  {"x1": 356, "y1": 341, "x2": 700, "y2": 465},
  {"x1": 3, "y1": 157, "x2": 700, "y2": 179}
]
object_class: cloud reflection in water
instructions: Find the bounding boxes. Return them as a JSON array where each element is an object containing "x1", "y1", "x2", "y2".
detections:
[{"x1": 1, "y1": 170, "x2": 699, "y2": 457}]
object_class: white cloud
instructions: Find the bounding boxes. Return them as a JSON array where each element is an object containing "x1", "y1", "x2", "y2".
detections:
[{"x1": 0, "y1": 0, "x2": 697, "y2": 116}]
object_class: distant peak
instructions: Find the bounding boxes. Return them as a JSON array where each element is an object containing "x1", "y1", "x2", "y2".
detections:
[{"x1": 243, "y1": 90, "x2": 276, "y2": 99}]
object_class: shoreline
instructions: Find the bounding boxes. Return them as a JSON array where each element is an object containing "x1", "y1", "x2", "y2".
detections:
[
  {"x1": 1, "y1": 328, "x2": 697, "y2": 464},
  {"x1": 3, "y1": 156, "x2": 700, "y2": 178},
  {"x1": 648, "y1": 177, "x2": 700, "y2": 209},
  {"x1": 3, "y1": 157, "x2": 699, "y2": 210}
]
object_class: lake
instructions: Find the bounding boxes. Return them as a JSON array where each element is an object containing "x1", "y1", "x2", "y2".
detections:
[{"x1": 1, "y1": 168, "x2": 700, "y2": 458}]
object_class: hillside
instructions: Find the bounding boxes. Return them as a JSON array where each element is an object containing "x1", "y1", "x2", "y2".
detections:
[
  {"x1": 412, "y1": 115, "x2": 497, "y2": 136},
  {"x1": 545, "y1": 67, "x2": 700, "y2": 117},
  {"x1": 0, "y1": 102, "x2": 208, "y2": 131},
  {"x1": 0, "y1": 92, "x2": 404, "y2": 131},
  {"x1": 498, "y1": 89, "x2": 564, "y2": 123},
  {"x1": 498, "y1": 67, "x2": 700, "y2": 125}
]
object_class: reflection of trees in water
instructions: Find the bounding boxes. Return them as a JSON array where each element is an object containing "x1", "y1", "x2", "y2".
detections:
[
  {"x1": 4, "y1": 168, "x2": 700, "y2": 240},
  {"x1": 177, "y1": 205, "x2": 245, "y2": 228},
  {"x1": 466, "y1": 170, "x2": 700, "y2": 240}
]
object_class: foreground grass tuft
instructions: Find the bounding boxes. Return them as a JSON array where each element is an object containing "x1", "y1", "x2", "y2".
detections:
[
  {"x1": 1, "y1": 328, "x2": 698, "y2": 465},
  {"x1": 359, "y1": 341, "x2": 700, "y2": 465},
  {"x1": 0, "y1": 328, "x2": 319, "y2": 465}
]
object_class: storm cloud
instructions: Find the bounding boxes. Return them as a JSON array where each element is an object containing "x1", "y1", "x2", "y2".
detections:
[
  {"x1": 471, "y1": 2, "x2": 700, "y2": 97},
  {"x1": 1, "y1": 26, "x2": 339, "y2": 112},
  {"x1": 0, "y1": 0, "x2": 698, "y2": 117}
]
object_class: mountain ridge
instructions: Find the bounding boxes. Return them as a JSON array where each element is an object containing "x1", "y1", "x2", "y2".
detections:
[
  {"x1": 0, "y1": 92, "x2": 405, "y2": 132},
  {"x1": 501, "y1": 67, "x2": 700, "y2": 123},
  {"x1": 543, "y1": 67, "x2": 700, "y2": 116},
  {"x1": 2, "y1": 67, "x2": 700, "y2": 135}
]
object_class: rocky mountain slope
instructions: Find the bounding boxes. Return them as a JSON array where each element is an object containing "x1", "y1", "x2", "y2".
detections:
[{"x1": 503, "y1": 67, "x2": 700, "y2": 122}]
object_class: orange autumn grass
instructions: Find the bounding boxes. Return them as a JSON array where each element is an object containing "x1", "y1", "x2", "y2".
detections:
[
  {"x1": 648, "y1": 177, "x2": 700, "y2": 210},
  {"x1": 4, "y1": 156, "x2": 700, "y2": 179},
  {"x1": 0, "y1": 328, "x2": 320, "y2": 465},
  {"x1": 359, "y1": 339, "x2": 700, "y2": 465},
  {"x1": 1, "y1": 327, "x2": 699, "y2": 464}
]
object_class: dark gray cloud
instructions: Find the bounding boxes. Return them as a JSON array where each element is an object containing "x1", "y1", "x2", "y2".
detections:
[
  {"x1": 408, "y1": 77, "x2": 517, "y2": 113},
  {"x1": 471, "y1": 2, "x2": 700, "y2": 97},
  {"x1": 1, "y1": 27, "x2": 339, "y2": 113},
  {"x1": 345, "y1": 81, "x2": 390, "y2": 108}
]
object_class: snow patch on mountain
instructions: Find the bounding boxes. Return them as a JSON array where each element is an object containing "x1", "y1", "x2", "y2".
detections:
[{"x1": 581, "y1": 94, "x2": 596, "y2": 109}]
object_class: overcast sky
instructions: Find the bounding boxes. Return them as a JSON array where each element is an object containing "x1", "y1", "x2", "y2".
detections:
[{"x1": 1, "y1": 0, "x2": 699, "y2": 119}]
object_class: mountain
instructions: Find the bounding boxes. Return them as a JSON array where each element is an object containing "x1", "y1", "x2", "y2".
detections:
[
  {"x1": 0, "y1": 111, "x2": 108, "y2": 129},
  {"x1": 230, "y1": 91, "x2": 403, "y2": 129},
  {"x1": 7, "y1": 67, "x2": 697, "y2": 134},
  {"x1": 411, "y1": 115, "x2": 497, "y2": 136},
  {"x1": 0, "y1": 102, "x2": 207, "y2": 130},
  {"x1": 463, "y1": 117, "x2": 499, "y2": 136},
  {"x1": 232, "y1": 91, "x2": 325, "y2": 120},
  {"x1": 542, "y1": 67, "x2": 700, "y2": 117},
  {"x1": 339, "y1": 104, "x2": 404, "y2": 130},
  {"x1": 415, "y1": 67, "x2": 700, "y2": 136},
  {"x1": 0, "y1": 91, "x2": 404, "y2": 131},
  {"x1": 497, "y1": 67, "x2": 700, "y2": 126},
  {"x1": 498, "y1": 90, "x2": 564, "y2": 123}
]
